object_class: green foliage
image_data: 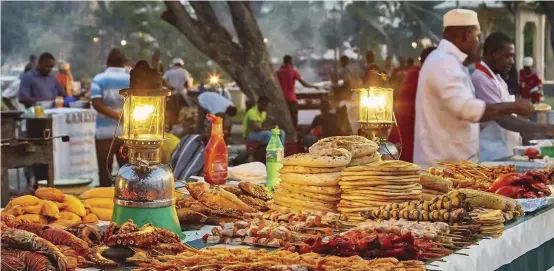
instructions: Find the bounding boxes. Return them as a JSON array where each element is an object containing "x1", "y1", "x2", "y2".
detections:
[
  {"x1": 1, "y1": 1, "x2": 84, "y2": 65},
  {"x1": 68, "y1": 1, "x2": 213, "y2": 81}
]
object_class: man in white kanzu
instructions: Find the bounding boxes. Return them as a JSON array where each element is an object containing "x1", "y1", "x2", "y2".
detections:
[
  {"x1": 413, "y1": 9, "x2": 534, "y2": 169},
  {"x1": 472, "y1": 32, "x2": 554, "y2": 161},
  {"x1": 163, "y1": 58, "x2": 192, "y2": 105}
]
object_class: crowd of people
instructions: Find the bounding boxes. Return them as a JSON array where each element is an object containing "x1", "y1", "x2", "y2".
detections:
[{"x1": 7, "y1": 8, "x2": 549, "y2": 186}]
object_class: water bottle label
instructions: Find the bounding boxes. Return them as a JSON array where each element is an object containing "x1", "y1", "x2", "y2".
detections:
[{"x1": 266, "y1": 150, "x2": 283, "y2": 163}]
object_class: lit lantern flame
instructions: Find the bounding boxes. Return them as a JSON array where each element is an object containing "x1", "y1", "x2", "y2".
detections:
[
  {"x1": 360, "y1": 93, "x2": 386, "y2": 111},
  {"x1": 132, "y1": 105, "x2": 155, "y2": 121},
  {"x1": 356, "y1": 87, "x2": 393, "y2": 123}
]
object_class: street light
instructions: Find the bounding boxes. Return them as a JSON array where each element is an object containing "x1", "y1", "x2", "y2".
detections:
[
  {"x1": 93, "y1": 37, "x2": 100, "y2": 43},
  {"x1": 411, "y1": 42, "x2": 417, "y2": 49},
  {"x1": 263, "y1": 38, "x2": 269, "y2": 44},
  {"x1": 121, "y1": 40, "x2": 127, "y2": 46}
]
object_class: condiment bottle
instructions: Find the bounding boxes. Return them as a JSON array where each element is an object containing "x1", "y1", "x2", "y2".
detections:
[
  {"x1": 266, "y1": 127, "x2": 284, "y2": 193},
  {"x1": 55, "y1": 96, "x2": 64, "y2": 108},
  {"x1": 204, "y1": 114, "x2": 228, "y2": 185}
]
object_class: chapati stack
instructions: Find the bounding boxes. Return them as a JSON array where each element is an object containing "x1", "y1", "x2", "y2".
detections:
[
  {"x1": 309, "y1": 136, "x2": 381, "y2": 167},
  {"x1": 338, "y1": 160, "x2": 422, "y2": 227},
  {"x1": 269, "y1": 148, "x2": 352, "y2": 214}
]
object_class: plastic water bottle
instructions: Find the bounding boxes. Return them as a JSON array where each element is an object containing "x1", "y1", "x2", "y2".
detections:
[{"x1": 266, "y1": 127, "x2": 284, "y2": 193}]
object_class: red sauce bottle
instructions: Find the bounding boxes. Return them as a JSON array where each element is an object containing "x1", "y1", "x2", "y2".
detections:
[{"x1": 204, "y1": 114, "x2": 228, "y2": 185}]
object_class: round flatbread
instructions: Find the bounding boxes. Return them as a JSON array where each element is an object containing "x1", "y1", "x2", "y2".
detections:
[
  {"x1": 283, "y1": 149, "x2": 351, "y2": 168},
  {"x1": 342, "y1": 194, "x2": 420, "y2": 201},
  {"x1": 340, "y1": 175, "x2": 419, "y2": 182},
  {"x1": 342, "y1": 183, "x2": 421, "y2": 190},
  {"x1": 342, "y1": 184, "x2": 422, "y2": 192},
  {"x1": 280, "y1": 165, "x2": 343, "y2": 174},
  {"x1": 275, "y1": 187, "x2": 341, "y2": 203},
  {"x1": 309, "y1": 136, "x2": 379, "y2": 158},
  {"x1": 280, "y1": 182, "x2": 342, "y2": 195},
  {"x1": 339, "y1": 180, "x2": 419, "y2": 186},
  {"x1": 422, "y1": 188, "x2": 443, "y2": 195},
  {"x1": 281, "y1": 172, "x2": 342, "y2": 186},
  {"x1": 347, "y1": 152, "x2": 382, "y2": 167},
  {"x1": 342, "y1": 189, "x2": 421, "y2": 196},
  {"x1": 342, "y1": 171, "x2": 417, "y2": 176},
  {"x1": 273, "y1": 194, "x2": 336, "y2": 211},
  {"x1": 344, "y1": 160, "x2": 421, "y2": 172}
]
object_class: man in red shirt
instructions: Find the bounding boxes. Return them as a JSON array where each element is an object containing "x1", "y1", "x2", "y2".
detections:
[
  {"x1": 519, "y1": 57, "x2": 543, "y2": 104},
  {"x1": 388, "y1": 47, "x2": 436, "y2": 162},
  {"x1": 276, "y1": 55, "x2": 319, "y2": 127}
]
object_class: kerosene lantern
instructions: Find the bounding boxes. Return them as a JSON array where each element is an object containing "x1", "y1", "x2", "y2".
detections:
[
  {"x1": 355, "y1": 86, "x2": 394, "y2": 144},
  {"x1": 111, "y1": 61, "x2": 182, "y2": 237}
]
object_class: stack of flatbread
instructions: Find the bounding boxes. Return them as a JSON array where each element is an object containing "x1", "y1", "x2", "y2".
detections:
[
  {"x1": 309, "y1": 136, "x2": 381, "y2": 167},
  {"x1": 269, "y1": 148, "x2": 352, "y2": 213},
  {"x1": 338, "y1": 160, "x2": 422, "y2": 227}
]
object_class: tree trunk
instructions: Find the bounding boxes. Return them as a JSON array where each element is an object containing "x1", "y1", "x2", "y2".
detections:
[{"x1": 161, "y1": 1, "x2": 296, "y2": 138}]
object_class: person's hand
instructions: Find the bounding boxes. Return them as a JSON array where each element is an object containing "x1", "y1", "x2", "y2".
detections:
[
  {"x1": 544, "y1": 126, "x2": 554, "y2": 138},
  {"x1": 512, "y1": 99, "x2": 534, "y2": 118}
]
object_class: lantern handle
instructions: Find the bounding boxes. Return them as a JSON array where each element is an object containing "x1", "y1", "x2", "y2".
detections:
[{"x1": 107, "y1": 94, "x2": 128, "y2": 184}]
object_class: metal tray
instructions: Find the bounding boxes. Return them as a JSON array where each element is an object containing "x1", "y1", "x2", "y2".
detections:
[{"x1": 481, "y1": 161, "x2": 550, "y2": 172}]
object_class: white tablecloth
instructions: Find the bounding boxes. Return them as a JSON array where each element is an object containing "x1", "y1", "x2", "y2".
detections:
[
  {"x1": 432, "y1": 206, "x2": 554, "y2": 271},
  {"x1": 44, "y1": 108, "x2": 99, "y2": 186}
]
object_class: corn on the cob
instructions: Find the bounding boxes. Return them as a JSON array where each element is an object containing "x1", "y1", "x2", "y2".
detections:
[
  {"x1": 420, "y1": 174, "x2": 453, "y2": 193},
  {"x1": 456, "y1": 189, "x2": 518, "y2": 212}
]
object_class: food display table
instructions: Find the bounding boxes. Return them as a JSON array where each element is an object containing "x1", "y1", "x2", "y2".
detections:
[
  {"x1": 41, "y1": 108, "x2": 99, "y2": 186},
  {"x1": 431, "y1": 204, "x2": 554, "y2": 271}
]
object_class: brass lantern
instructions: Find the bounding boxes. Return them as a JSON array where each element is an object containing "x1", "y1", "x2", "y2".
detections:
[
  {"x1": 111, "y1": 62, "x2": 182, "y2": 237},
  {"x1": 355, "y1": 86, "x2": 394, "y2": 144}
]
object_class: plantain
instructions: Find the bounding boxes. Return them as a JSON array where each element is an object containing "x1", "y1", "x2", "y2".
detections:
[
  {"x1": 40, "y1": 200, "x2": 60, "y2": 219},
  {"x1": 82, "y1": 213, "x2": 99, "y2": 224},
  {"x1": 9, "y1": 195, "x2": 41, "y2": 207},
  {"x1": 79, "y1": 187, "x2": 115, "y2": 199},
  {"x1": 59, "y1": 211, "x2": 82, "y2": 222},
  {"x1": 35, "y1": 187, "x2": 65, "y2": 202},
  {"x1": 90, "y1": 207, "x2": 113, "y2": 221},
  {"x1": 63, "y1": 195, "x2": 86, "y2": 217},
  {"x1": 84, "y1": 198, "x2": 114, "y2": 209}
]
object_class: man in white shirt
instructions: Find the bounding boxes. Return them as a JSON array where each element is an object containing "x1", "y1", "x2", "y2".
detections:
[
  {"x1": 472, "y1": 32, "x2": 554, "y2": 161},
  {"x1": 413, "y1": 9, "x2": 534, "y2": 169},
  {"x1": 163, "y1": 58, "x2": 192, "y2": 104},
  {"x1": 196, "y1": 91, "x2": 237, "y2": 137}
]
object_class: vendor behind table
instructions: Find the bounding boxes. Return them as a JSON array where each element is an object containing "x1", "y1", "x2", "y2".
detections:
[
  {"x1": 472, "y1": 32, "x2": 554, "y2": 162},
  {"x1": 414, "y1": 9, "x2": 534, "y2": 169}
]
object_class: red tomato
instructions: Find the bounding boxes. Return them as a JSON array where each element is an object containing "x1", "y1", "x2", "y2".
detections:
[{"x1": 525, "y1": 148, "x2": 540, "y2": 159}]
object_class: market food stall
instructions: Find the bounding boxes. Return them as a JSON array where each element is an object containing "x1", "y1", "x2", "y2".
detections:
[{"x1": 2, "y1": 65, "x2": 554, "y2": 271}]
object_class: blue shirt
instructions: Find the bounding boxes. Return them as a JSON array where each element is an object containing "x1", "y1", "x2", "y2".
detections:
[
  {"x1": 18, "y1": 68, "x2": 64, "y2": 103},
  {"x1": 91, "y1": 67, "x2": 130, "y2": 139}
]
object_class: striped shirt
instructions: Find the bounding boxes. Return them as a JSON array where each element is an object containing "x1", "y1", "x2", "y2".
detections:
[{"x1": 90, "y1": 67, "x2": 129, "y2": 139}]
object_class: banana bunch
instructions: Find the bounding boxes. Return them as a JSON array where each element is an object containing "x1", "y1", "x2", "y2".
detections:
[
  {"x1": 2, "y1": 187, "x2": 98, "y2": 225},
  {"x1": 79, "y1": 187, "x2": 114, "y2": 221}
]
